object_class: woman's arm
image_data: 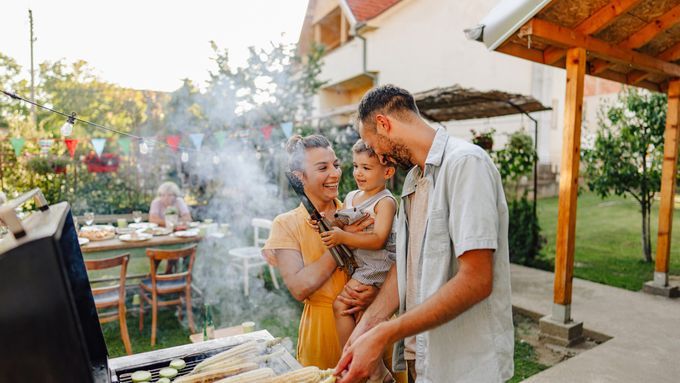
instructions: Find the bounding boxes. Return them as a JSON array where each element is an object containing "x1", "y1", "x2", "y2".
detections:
[
  {"x1": 321, "y1": 198, "x2": 396, "y2": 250},
  {"x1": 275, "y1": 248, "x2": 338, "y2": 301},
  {"x1": 148, "y1": 199, "x2": 165, "y2": 226}
]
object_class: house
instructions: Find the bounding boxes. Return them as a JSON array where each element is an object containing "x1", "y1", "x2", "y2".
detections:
[{"x1": 297, "y1": 0, "x2": 623, "y2": 184}]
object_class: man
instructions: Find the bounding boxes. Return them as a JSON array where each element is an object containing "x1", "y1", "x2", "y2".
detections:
[{"x1": 335, "y1": 85, "x2": 514, "y2": 383}]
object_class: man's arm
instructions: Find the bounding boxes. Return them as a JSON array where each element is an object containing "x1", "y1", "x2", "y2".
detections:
[
  {"x1": 275, "y1": 248, "x2": 338, "y2": 302},
  {"x1": 336, "y1": 249, "x2": 493, "y2": 382}
]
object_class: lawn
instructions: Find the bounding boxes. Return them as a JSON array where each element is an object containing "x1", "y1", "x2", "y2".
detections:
[{"x1": 536, "y1": 191, "x2": 680, "y2": 291}]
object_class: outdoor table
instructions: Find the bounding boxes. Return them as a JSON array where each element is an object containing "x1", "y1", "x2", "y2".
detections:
[{"x1": 80, "y1": 233, "x2": 202, "y2": 254}]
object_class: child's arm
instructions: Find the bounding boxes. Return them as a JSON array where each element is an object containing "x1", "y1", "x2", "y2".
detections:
[{"x1": 321, "y1": 197, "x2": 396, "y2": 250}]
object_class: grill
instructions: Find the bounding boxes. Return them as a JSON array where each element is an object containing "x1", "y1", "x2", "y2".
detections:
[
  {"x1": 0, "y1": 189, "x2": 300, "y2": 382},
  {"x1": 110, "y1": 331, "x2": 300, "y2": 382}
]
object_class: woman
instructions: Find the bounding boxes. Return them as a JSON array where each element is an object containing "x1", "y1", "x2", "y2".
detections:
[
  {"x1": 149, "y1": 181, "x2": 192, "y2": 227},
  {"x1": 263, "y1": 135, "x2": 404, "y2": 382}
]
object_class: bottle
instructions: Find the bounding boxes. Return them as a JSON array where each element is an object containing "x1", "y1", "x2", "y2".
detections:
[
  {"x1": 202, "y1": 304, "x2": 208, "y2": 341},
  {"x1": 206, "y1": 304, "x2": 215, "y2": 340}
]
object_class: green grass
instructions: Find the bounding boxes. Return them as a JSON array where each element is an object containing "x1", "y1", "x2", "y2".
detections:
[
  {"x1": 508, "y1": 340, "x2": 548, "y2": 383},
  {"x1": 536, "y1": 191, "x2": 680, "y2": 291}
]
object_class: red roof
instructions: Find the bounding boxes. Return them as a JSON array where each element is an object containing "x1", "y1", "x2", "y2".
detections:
[{"x1": 347, "y1": 0, "x2": 401, "y2": 22}]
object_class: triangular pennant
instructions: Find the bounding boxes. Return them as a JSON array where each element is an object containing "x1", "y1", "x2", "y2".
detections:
[
  {"x1": 280, "y1": 122, "x2": 293, "y2": 138},
  {"x1": 166, "y1": 135, "x2": 181, "y2": 151},
  {"x1": 64, "y1": 139, "x2": 79, "y2": 159},
  {"x1": 39, "y1": 139, "x2": 54, "y2": 155},
  {"x1": 214, "y1": 131, "x2": 227, "y2": 148},
  {"x1": 10, "y1": 137, "x2": 25, "y2": 157},
  {"x1": 190, "y1": 133, "x2": 204, "y2": 150},
  {"x1": 261, "y1": 125, "x2": 274, "y2": 140},
  {"x1": 118, "y1": 137, "x2": 131, "y2": 156},
  {"x1": 91, "y1": 138, "x2": 107, "y2": 158}
]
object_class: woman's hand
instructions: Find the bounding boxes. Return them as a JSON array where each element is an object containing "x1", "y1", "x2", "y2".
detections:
[{"x1": 321, "y1": 226, "x2": 346, "y2": 247}]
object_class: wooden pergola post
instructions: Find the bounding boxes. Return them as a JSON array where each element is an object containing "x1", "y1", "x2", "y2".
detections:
[
  {"x1": 645, "y1": 79, "x2": 680, "y2": 297},
  {"x1": 539, "y1": 47, "x2": 586, "y2": 346}
]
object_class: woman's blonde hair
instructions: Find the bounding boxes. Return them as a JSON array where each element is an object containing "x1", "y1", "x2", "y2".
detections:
[{"x1": 157, "y1": 181, "x2": 182, "y2": 198}]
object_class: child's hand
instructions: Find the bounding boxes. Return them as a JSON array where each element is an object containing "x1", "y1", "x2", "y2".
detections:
[{"x1": 321, "y1": 226, "x2": 345, "y2": 247}]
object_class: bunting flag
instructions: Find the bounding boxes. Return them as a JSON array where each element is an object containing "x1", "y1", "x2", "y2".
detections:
[
  {"x1": 91, "y1": 138, "x2": 107, "y2": 158},
  {"x1": 190, "y1": 133, "x2": 204, "y2": 150},
  {"x1": 215, "y1": 131, "x2": 227, "y2": 148},
  {"x1": 118, "y1": 137, "x2": 131, "y2": 156},
  {"x1": 261, "y1": 125, "x2": 274, "y2": 140},
  {"x1": 65, "y1": 139, "x2": 79, "y2": 158},
  {"x1": 39, "y1": 139, "x2": 54, "y2": 155},
  {"x1": 10, "y1": 137, "x2": 25, "y2": 157},
  {"x1": 280, "y1": 122, "x2": 293, "y2": 138},
  {"x1": 166, "y1": 135, "x2": 181, "y2": 151}
]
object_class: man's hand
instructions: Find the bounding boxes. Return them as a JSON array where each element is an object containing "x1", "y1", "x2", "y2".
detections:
[
  {"x1": 320, "y1": 226, "x2": 345, "y2": 247},
  {"x1": 335, "y1": 322, "x2": 392, "y2": 383},
  {"x1": 336, "y1": 283, "x2": 378, "y2": 315}
]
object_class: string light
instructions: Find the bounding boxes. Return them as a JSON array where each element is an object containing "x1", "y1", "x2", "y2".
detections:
[
  {"x1": 181, "y1": 151, "x2": 189, "y2": 162},
  {"x1": 60, "y1": 112, "x2": 76, "y2": 137},
  {"x1": 139, "y1": 140, "x2": 149, "y2": 155},
  {"x1": 212, "y1": 155, "x2": 220, "y2": 165}
]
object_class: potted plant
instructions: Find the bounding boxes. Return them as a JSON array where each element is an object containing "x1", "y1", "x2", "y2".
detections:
[
  {"x1": 27, "y1": 155, "x2": 70, "y2": 175},
  {"x1": 83, "y1": 152, "x2": 120, "y2": 173},
  {"x1": 471, "y1": 128, "x2": 496, "y2": 152}
]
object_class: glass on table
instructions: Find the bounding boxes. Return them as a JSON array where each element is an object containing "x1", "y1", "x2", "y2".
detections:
[
  {"x1": 84, "y1": 212, "x2": 95, "y2": 226},
  {"x1": 132, "y1": 210, "x2": 143, "y2": 223}
]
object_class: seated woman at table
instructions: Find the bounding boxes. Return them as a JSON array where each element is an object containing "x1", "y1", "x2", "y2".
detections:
[{"x1": 149, "y1": 181, "x2": 192, "y2": 227}]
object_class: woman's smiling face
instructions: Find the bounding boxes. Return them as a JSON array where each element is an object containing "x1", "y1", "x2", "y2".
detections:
[{"x1": 300, "y1": 146, "x2": 341, "y2": 203}]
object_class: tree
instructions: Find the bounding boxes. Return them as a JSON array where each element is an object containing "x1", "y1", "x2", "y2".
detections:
[{"x1": 583, "y1": 88, "x2": 666, "y2": 263}]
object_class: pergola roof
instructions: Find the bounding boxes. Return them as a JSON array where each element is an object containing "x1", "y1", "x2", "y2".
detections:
[
  {"x1": 467, "y1": 0, "x2": 680, "y2": 92},
  {"x1": 413, "y1": 85, "x2": 551, "y2": 122}
]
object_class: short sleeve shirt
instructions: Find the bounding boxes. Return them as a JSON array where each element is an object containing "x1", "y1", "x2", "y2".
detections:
[{"x1": 149, "y1": 197, "x2": 190, "y2": 219}]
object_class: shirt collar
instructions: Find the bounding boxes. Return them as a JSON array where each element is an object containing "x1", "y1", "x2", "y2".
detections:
[{"x1": 400, "y1": 127, "x2": 449, "y2": 198}]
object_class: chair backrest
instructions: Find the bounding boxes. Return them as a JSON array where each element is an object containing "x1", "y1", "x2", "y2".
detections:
[
  {"x1": 145, "y1": 245, "x2": 197, "y2": 286},
  {"x1": 84, "y1": 253, "x2": 129, "y2": 297},
  {"x1": 251, "y1": 218, "x2": 272, "y2": 248}
]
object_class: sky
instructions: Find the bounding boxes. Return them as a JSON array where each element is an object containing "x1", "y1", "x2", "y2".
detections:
[{"x1": 1, "y1": 0, "x2": 309, "y2": 92}]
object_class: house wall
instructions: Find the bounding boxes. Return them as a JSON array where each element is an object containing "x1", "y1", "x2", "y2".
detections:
[{"x1": 308, "y1": 0, "x2": 624, "y2": 170}]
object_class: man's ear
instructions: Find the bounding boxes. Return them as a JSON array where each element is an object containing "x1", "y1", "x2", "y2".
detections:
[{"x1": 375, "y1": 114, "x2": 391, "y2": 135}]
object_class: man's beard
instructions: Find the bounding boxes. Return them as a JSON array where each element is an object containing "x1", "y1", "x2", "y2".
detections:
[{"x1": 381, "y1": 140, "x2": 414, "y2": 170}]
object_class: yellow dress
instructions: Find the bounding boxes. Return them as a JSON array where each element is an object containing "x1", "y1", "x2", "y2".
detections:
[
  {"x1": 264, "y1": 204, "x2": 348, "y2": 369},
  {"x1": 264, "y1": 204, "x2": 408, "y2": 382}
]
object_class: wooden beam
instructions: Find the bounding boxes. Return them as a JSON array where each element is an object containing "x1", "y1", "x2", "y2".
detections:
[
  {"x1": 497, "y1": 42, "x2": 545, "y2": 64},
  {"x1": 544, "y1": 0, "x2": 643, "y2": 64},
  {"x1": 591, "y1": 3, "x2": 680, "y2": 74},
  {"x1": 618, "y1": 40, "x2": 680, "y2": 86},
  {"x1": 655, "y1": 79, "x2": 680, "y2": 277},
  {"x1": 553, "y1": 47, "x2": 586, "y2": 309},
  {"x1": 521, "y1": 18, "x2": 680, "y2": 77},
  {"x1": 596, "y1": 69, "x2": 660, "y2": 91}
]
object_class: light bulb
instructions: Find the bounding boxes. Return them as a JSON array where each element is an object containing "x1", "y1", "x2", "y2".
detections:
[
  {"x1": 212, "y1": 155, "x2": 220, "y2": 164},
  {"x1": 181, "y1": 152, "x2": 189, "y2": 162},
  {"x1": 61, "y1": 113, "x2": 76, "y2": 137},
  {"x1": 255, "y1": 152, "x2": 262, "y2": 160},
  {"x1": 140, "y1": 141, "x2": 149, "y2": 154},
  {"x1": 60, "y1": 121, "x2": 73, "y2": 137}
]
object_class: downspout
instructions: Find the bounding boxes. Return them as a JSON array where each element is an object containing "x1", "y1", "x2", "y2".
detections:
[{"x1": 352, "y1": 22, "x2": 378, "y2": 85}]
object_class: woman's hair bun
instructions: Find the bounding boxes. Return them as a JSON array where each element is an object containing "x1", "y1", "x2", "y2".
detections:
[{"x1": 285, "y1": 135, "x2": 304, "y2": 154}]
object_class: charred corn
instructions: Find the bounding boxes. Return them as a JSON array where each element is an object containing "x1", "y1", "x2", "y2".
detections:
[
  {"x1": 192, "y1": 341, "x2": 259, "y2": 373},
  {"x1": 269, "y1": 366, "x2": 324, "y2": 383},
  {"x1": 214, "y1": 368, "x2": 275, "y2": 383},
  {"x1": 174, "y1": 362, "x2": 258, "y2": 383}
]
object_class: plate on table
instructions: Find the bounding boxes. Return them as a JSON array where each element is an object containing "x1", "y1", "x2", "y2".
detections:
[
  {"x1": 119, "y1": 233, "x2": 153, "y2": 242},
  {"x1": 78, "y1": 225, "x2": 116, "y2": 241},
  {"x1": 115, "y1": 227, "x2": 137, "y2": 235},
  {"x1": 188, "y1": 221, "x2": 200, "y2": 228},
  {"x1": 174, "y1": 229, "x2": 199, "y2": 238},
  {"x1": 138, "y1": 227, "x2": 173, "y2": 236},
  {"x1": 80, "y1": 225, "x2": 115, "y2": 232},
  {"x1": 78, "y1": 237, "x2": 90, "y2": 246},
  {"x1": 129, "y1": 222, "x2": 158, "y2": 230}
]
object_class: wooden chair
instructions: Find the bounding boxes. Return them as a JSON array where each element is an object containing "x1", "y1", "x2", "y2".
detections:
[
  {"x1": 228, "y1": 218, "x2": 280, "y2": 296},
  {"x1": 139, "y1": 245, "x2": 196, "y2": 346},
  {"x1": 84, "y1": 253, "x2": 132, "y2": 355}
]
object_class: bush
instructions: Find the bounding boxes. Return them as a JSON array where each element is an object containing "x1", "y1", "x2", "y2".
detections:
[{"x1": 508, "y1": 196, "x2": 542, "y2": 266}]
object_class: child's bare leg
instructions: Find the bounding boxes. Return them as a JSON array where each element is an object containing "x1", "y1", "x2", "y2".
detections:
[{"x1": 333, "y1": 278, "x2": 365, "y2": 348}]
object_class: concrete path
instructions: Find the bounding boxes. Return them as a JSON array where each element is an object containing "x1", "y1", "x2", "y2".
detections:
[{"x1": 510, "y1": 264, "x2": 680, "y2": 383}]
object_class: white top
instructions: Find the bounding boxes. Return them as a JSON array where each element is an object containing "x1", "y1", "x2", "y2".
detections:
[{"x1": 393, "y1": 127, "x2": 514, "y2": 382}]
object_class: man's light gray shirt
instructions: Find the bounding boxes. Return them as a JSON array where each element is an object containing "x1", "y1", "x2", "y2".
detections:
[{"x1": 393, "y1": 127, "x2": 514, "y2": 382}]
